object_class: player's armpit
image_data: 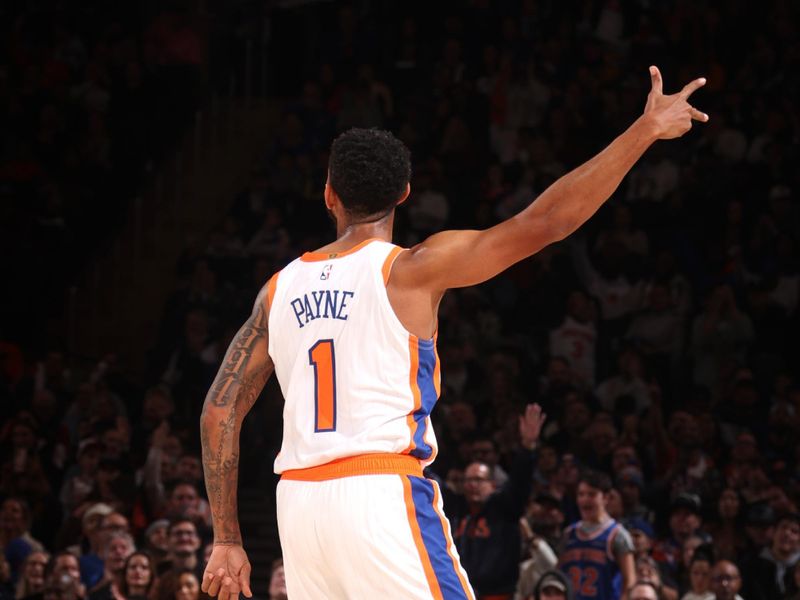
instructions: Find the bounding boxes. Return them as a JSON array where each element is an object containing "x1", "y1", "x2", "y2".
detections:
[{"x1": 200, "y1": 286, "x2": 274, "y2": 545}]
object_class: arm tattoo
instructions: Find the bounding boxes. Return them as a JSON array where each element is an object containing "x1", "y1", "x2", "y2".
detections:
[{"x1": 201, "y1": 291, "x2": 273, "y2": 545}]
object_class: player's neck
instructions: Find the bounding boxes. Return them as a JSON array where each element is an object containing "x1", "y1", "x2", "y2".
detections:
[{"x1": 334, "y1": 212, "x2": 394, "y2": 245}]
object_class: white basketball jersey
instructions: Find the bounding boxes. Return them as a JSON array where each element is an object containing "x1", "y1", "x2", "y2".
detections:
[{"x1": 268, "y1": 238, "x2": 440, "y2": 473}]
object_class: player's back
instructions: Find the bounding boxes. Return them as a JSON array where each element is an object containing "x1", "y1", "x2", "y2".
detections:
[{"x1": 268, "y1": 238, "x2": 439, "y2": 473}]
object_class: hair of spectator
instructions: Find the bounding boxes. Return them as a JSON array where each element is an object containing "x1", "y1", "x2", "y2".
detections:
[
  {"x1": 103, "y1": 531, "x2": 136, "y2": 557},
  {"x1": 328, "y1": 128, "x2": 412, "y2": 219},
  {"x1": 630, "y1": 580, "x2": 660, "y2": 595},
  {"x1": 578, "y1": 469, "x2": 613, "y2": 494},
  {"x1": 168, "y1": 517, "x2": 198, "y2": 534}
]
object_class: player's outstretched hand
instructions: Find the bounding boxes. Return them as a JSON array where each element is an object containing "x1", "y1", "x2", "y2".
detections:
[
  {"x1": 519, "y1": 403, "x2": 547, "y2": 450},
  {"x1": 202, "y1": 544, "x2": 253, "y2": 600},
  {"x1": 644, "y1": 66, "x2": 709, "y2": 140}
]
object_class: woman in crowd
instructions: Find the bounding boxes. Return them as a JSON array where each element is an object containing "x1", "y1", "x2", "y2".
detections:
[
  {"x1": 680, "y1": 553, "x2": 714, "y2": 600},
  {"x1": 118, "y1": 553, "x2": 156, "y2": 600}
]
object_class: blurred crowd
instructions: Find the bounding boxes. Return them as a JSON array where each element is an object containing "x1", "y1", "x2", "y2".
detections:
[{"x1": 2, "y1": 1, "x2": 800, "y2": 600}]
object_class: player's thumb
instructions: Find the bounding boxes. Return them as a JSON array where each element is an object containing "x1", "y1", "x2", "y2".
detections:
[
  {"x1": 240, "y1": 562, "x2": 253, "y2": 598},
  {"x1": 649, "y1": 65, "x2": 662, "y2": 96}
]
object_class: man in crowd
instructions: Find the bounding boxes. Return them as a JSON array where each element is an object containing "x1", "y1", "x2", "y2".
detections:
[
  {"x1": 559, "y1": 470, "x2": 635, "y2": 600},
  {"x1": 741, "y1": 511, "x2": 800, "y2": 599},
  {"x1": 448, "y1": 404, "x2": 545, "y2": 599},
  {"x1": 163, "y1": 519, "x2": 202, "y2": 580},
  {"x1": 652, "y1": 493, "x2": 704, "y2": 574}
]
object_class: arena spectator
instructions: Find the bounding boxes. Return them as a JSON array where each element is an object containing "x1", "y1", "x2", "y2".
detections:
[
  {"x1": 706, "y1": 489, "x2": 745, "y2": 562},
  {"x1": 1, "y1": 498, "x2": 44, "y2": 580},
  {"x1": 629, "y1": 581, "x2": 660, "y2": 600},
  {"x1": 682, "y1": 552, "x2": 714, "y2": 600},
  {"x1": 530, "y1": 570, "x2": 573, "y2": 600},
  {"x1": 516, "y1": 506, "x2": 559, "y2": 600},
  {"x1": 448, "y1": 404, "x2": 545, "y2": 599},
  {"x1": 709, "y1": 561, "x2": 744, "y2": 600},
  {"x1": 142, "y1": 520, "x2": 170, "y2": 569},
  {"x1": 635, "y1": 554, "x2": 678, "y2": 600},
  {"x1": 162, "y1": 520, "x2": 201, "y2": 579},
  {"x1": 118, "y1": 552, "x2": 155, "y2": 600},
  {"x1": 76, "y1": 503, "x2": 113, "y2": 589},
  {"x1": 154, "y1": 569, "x2": 206, "y2": 600},
  {"x1": 87, "y1": 531, "x2": 135, "y2": 600},
  {"x1": 15, "y1": 551, "x2": 49, "y2": 600},
  {"x1": 741, "y1": 511, "x2": 800, "y2": 599},
  {"x1": 653, "y1": 493, "x2": 706, "y2": 575},
  {"x1": 559, "y1": 470, "x2": 635, "y2": 600},
  {"x1": 49, "y1": 552, "x2": 85, "y2": 600},
  {"x1": 548, "y1": 290, "x2": 598, "y2": 389},
  {"x1": 268, "y1": 559, "x2": 287, "y2": 600}
]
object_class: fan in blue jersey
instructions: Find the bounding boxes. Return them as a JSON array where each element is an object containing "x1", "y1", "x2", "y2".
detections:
[{"x1": 559, "y1": 470, "x2": 635, "y2": 600}]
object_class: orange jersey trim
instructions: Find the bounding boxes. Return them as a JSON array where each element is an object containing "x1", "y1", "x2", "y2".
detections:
[
  {"x1": 299, "y1": 237, "x2": 382, "y2": 262},
  {"x1": 382, "y1": 245, "x2": 405, "y2": 285},
  {"x1": 402, "y1": 477, "x2": 445, "y2": 600},
  {"x1": 404, "y1": 336, "x2": 422, "y2": 454},
  {"x1": 279, "y1": 453, "x2": 423, "y2": 481}
]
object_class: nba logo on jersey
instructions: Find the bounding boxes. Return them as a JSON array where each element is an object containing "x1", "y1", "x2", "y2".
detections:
[{"x1": 320, "y1": 264, "x2": 333, "y2": 280}]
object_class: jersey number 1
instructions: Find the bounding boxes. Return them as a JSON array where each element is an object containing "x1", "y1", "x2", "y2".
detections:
[{"x1": 309, "y1": 339, "x2": 337, "y2": 432}]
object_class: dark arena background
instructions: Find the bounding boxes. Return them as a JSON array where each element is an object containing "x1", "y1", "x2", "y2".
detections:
[{"x1": 1, "y1": 1, "x2": 799, "y2": 599}]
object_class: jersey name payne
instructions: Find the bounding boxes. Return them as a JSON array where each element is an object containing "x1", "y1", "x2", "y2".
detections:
[{"x1": 289, "y1": 290, "x2": 355, "y2": 328}]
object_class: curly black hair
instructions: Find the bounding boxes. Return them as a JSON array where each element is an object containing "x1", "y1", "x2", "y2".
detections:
[{"x1": 328, "y1": 128, "x2": 412, "y2": 219}]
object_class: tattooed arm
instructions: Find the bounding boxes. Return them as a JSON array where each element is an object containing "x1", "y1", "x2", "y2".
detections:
[{"x1": 200, "y1": 286, "x2": 273, "y2": 600}]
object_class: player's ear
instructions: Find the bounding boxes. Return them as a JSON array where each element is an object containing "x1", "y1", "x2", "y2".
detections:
[
  {"x1": 324, "y1": 180, "x2": 337, "y2": 211},
  {"x1": 396, "y1": 182, "x2": 411, "y2": 206}
]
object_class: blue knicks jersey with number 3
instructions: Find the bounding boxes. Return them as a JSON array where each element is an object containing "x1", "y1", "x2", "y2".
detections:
[
  {"x1": 267, "y1": 239, "x2": 440, "y2": 474},
  {"x1": 559, "y1": 520, "x2": 622, "y2": 600}
]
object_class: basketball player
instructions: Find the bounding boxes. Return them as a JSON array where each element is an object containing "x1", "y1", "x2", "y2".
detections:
[
  {"x1": 559, "y1": 470, "x2": 635, "y2": 600},
  {"x1": 200, "y1": 66, "x2": 707, "y2": 600}
]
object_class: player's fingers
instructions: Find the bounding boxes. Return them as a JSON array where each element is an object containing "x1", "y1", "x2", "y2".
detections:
[
  {"x1": 690, "y1": 106, "x2": 709, "y2": 122},
  {"x1": 201, "y1": 572, "x2": 214, "y2": 594},
  {"x1": 649, "y1": 65, "x2": 663, "y2": 95},
  {"x1": 240, "y1": 562, "x2": 253, "y2": 597},
  {"x1": 679, "y1": 77, "x2": 707, "y2": 99},
  {"x1": 208, "y1": 568, "x2": 226, "y2": 597},
  {"x1": 224, "y1": 575, "x2": 240, "y2": 597},
  {"x1": 218, "y1": 576, "x2": 236, "y2": 600},
  {"x1": 206, "y1": 577, "x2": 220, "y2": 597}
]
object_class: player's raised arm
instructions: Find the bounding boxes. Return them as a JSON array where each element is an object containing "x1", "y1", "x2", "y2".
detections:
[
  {"x1": 397, "y1": 67, "x2": 708, "y2": 292},
  {"x1": 200, "y1": 286, "x2": 273, "y2": 600}
]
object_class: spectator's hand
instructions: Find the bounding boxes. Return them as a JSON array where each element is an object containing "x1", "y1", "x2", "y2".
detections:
[
  {"x1": 643, "y1": 66, "x2": 708, "y2": 139},
  {"x1": 202, "y1": 544, "x2": 253, "y2": 600},
  {"x1": 519, "y1": 403, "x2": 546, "y2": 450}
]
